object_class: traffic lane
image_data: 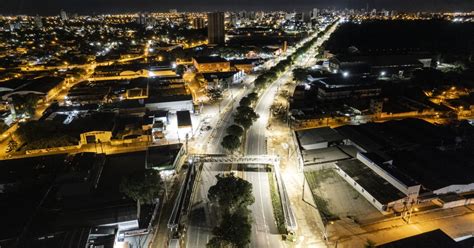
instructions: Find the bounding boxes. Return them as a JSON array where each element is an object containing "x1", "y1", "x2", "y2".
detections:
[
  {"x1": 244, "y1": 170, "x2": 283, "y2": 248},
  {"x1": 247, "y1": 73, "x2": 291, "y2": 156},
  {"x1": 186, "y1": 162, "x2": 227, "y2": 248}
]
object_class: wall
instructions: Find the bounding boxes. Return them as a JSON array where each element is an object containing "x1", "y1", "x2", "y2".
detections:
[
  {"x1": 434, "y1": 183, "x2": 474, "y2": 195},
  {"x1": 302, "y1": 142, "x2": 329, "y2": 150},
  {"x1": 442, "y1": 198, "x2": 474, "y2": 209},
  {"x1": 194, "y1": 61, "x2": 231, "y2": 72},
  {"x1": 292, "y1": 130, "x2": 305, "y2": 171},
  {"x1": 333, "y1": 164, "x2": 389, "y2": 214},
  {"x1": 145, "y1": 100, "x2": 193, "y2": 113}
]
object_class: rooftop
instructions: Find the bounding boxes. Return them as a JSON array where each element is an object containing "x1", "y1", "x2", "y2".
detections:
[
  {"x1": 16, "y1": 76, "x2": 63, "y2": 94},
  {"x1": 302, "y1": 146, "x2": 350, "y2": 165},
  {"x1": 295, "y1": 127, "x2": 345, "y2": 148},
  {"x1": 336, "y1": 119, "x2": 474, "y2": 191},
  {"x1": 193, "y1": 56, "x2": 228, "y2": 64},
  {"x1": 377, "y1": 229, "x2": 461, "y2": 248},
  {"x1": 336, "y1": 159, "x2": 406, "y2": 204},
  {"x1": 391, "y1": 148, "x2": 474, "y2": 191},
  {"x1": 334, "y1": 54, "x2": 425, "y2": 68},
  {"x1": 313, "y1": 76, "x2": 377, "y2": 89},
  {"x1": 177, "y1": 110, "x2": 192, "y2": 127}
]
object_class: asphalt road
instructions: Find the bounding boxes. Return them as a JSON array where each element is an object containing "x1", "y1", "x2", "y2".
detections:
[
  {"x1": 241, "y1": 22, "x2": 339, "y2": 247},
  {"x1": 186, "y1": 83, "x2": 253, "y2": 247},
  {"x1": 186, "y1": 22, "x2": 338, "y2": 247},
  {"x1": 244, "y1": 70, "x2": 293, "y2": 248}
]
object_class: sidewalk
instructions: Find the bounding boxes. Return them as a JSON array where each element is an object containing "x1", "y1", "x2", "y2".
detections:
[{"x1": 268, "y1": 113, "x2": 327, "y2": 248}]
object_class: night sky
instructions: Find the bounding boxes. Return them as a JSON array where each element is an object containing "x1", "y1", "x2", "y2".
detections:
[{"x1": 1, "y1": 0, "x2": 473, "y2": 15}]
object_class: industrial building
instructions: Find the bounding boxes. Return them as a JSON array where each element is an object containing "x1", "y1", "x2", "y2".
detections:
[{"x1": 295, "y1": 119, "x2": 474, "y2": 214}]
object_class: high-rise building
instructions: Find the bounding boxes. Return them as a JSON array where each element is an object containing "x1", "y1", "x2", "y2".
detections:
[
  {"x1": 303, "y1": 12, "x2": 311, "y2": 23},
  {"x1": 34, "y1": 15, "x2": 43, "y2": 29},
  {"x1": 207, "y1": 12, "x2": 225, "y2": 45},
  {"x1": 312, "y1": 8, "x2": 319, "y2": 19},
  {"x1": 193, "y1": 18, "x2": 205, "y2": 29},
  {"x1": 136, "y1": 13, "x2": 148, "y2": 25},
  {"x1": 60, "y1": 9, "x2": 68, "y2": 21}
]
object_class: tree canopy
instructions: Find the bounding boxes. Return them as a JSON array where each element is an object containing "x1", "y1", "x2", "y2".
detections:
[
  {"x1": 235, "y1": 106, "x2": 258, "y2": 121},
  {"x1": 120, "y1": 169, "x2": 162, "y2": 205},
  {"x1": 207, "y1": 208, "x2": 252, "y2": 248},
  {"x1": 226, "y1": 124, "x2": 244, "y2": 137},
  {"x1": 220, "y1": 135, "x2": 241, "y2": 152},
  {"x1": 234, "y1": 116, "x2": 253, "y2": 130},
  {"x1": 208, "y1": 173, "x2": 255, "y2": 214},
  {"x1": 293, "y1": 68, "x2": 310, "y2": 82},
  {"x1": 239, "y1": 97, "x2": 251, "y2": 107},
  {"x1": 247, "y1": 92, "x2": 258, "y2": 102},
  {"x1": 11, "y1": 94, "x2": 39, "y2": 118}
]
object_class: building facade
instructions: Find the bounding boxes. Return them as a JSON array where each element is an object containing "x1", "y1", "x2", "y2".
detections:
[{"x1": 207, "y1": 12, "x2": 225, "y2": 45}]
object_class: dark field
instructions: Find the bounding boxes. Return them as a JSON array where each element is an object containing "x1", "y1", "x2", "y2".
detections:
[{"x1": 325, "y1": 20, "x2": 474, "y2": 57}]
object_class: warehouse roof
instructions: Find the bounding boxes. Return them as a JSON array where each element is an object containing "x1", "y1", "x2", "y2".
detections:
[
  {"x1": 377, "y1": 229, "x2": 461, "y2": 248},
  {"x1": 336, "y1": 159, "x2": 406, "y2": 204},
  {"x1": 295, "y1": 127, "x2": 344, "y2": 149}
]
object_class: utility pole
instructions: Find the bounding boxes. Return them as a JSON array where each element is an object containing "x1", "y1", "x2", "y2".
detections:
[{"x1": 185, "y1": 133, "x2": 189, "y2": 154}]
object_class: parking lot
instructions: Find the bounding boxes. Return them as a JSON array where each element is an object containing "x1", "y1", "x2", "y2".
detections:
[{"x1": 305, "y1": 167, "x2": 383, "y2": 223}]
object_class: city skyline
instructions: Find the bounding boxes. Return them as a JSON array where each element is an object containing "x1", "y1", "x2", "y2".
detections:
[
  {"x1": 1, "y1": 0, "x2": 473, "y2": 15},
  {"x1": 0, "y1": 4, "x2": 473, "y2": 248}
]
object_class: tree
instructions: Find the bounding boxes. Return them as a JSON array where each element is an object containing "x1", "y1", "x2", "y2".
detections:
[
  {"x1": 208, "y1": 173, "x2": 255, "y2": 215},
  {"x1": 220, "y1": 135, "x2": 241, "y2": 152},
  {"x1": 11, "y1": 94, "x2": 39, "y2": 118},
  {"x1": 226, "y1": 124, "x2": 244, "y2": 137},
  {"x1": 239, "y1": 97, "x2": 251, "y2": 107},
  {"x1": 235, "y1": 106, "x2": 258, "y2": 121},
  {"x1": 120, "y1": 169, "x2": 162, "y2": 217},
  {"x1": 293, "y1": 68, "x2": 309, "y2": 82},
  {"x1": 176, "y1": 64, "x2": 186, "y2": 75},
  {"x1": 247, "y1": 92, "x2": 258, "y2": 102},
  {"x1": 234, "y1": 116, "x2": 253, "y2": 130},
  {"x1": 234, "y1": 106, "x2": 258, "y2": 130},
  {"x1": 206, "y1": 238, "x2": 234, "y2": 248},
  {"x1": 207, "y1": 88, "x2": 223, "y2": 101},
  {"x1": 207, "y1": 208, "x2": 252, "y2": 248},
  {"x1": 15, "y1": 120, "x2": 78, "y2": 149}
]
